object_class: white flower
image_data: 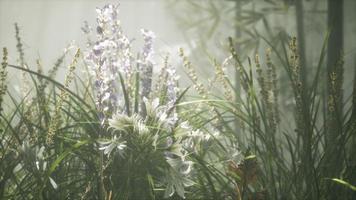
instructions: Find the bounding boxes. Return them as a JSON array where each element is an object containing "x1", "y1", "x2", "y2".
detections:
[
  {"x1": 180, "y1": 121, "x2": 191, "y2": 130},
  {"x1": 98, "y1": 135, "x2": 126, "y2": 157},
  {"x1": 163, "y1": 167, "x2": 194, "y2": 199},
  {"x1": 144, "y1": 98, "x2": 179, "y2": 130},
  {"x1": 166, "y1": 157, "x2": 193, "y2": 175},
  {"x1": 109, "y1": 113, "x2": 148, "y2": 135}
]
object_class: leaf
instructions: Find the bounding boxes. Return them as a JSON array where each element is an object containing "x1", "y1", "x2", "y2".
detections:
[
  {"x1": 118, "y1": 72, "x2": 130, "y2": 116},
  {"x1": 164, "y1": 183, "x2": 174, "y2": 198},
  {"x1": 7, "y1": 64, "x2": 93, "y2": 110},
  {"x1": 134, "y1": 72, "x2": 140, "y2": 113},
  {"x1": 48, "y1": 140, "x2": 90, "y2": 176},
  {"x1": 331, "y1": 178, "x2": 356, "y2": 191},
  {"x1": 244, "y1": 155, "x2": 256, "y2": 160}
]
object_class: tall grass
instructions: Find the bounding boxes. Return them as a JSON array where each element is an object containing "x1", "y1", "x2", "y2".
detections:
[
  {"x1": 0, "y1": 5, "x2": 216, "y2": 199},
  {"x1": 179, "y1": 34, "x2": 356, "y2": 199},
  {"x1": 1, "y1": 4, "x2": 355, "y2": 200}
]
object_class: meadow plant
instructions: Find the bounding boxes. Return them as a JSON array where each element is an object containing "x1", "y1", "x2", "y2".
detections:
[
  {"x1": 82, "y1": 4, "x2": 211, "y2": 199},
  {"x1": 179, "y1": 35, "x2": 356, "y2": 199},
  {"x1": 1, "y1": 2, "x2": 355, "y2": 200}
]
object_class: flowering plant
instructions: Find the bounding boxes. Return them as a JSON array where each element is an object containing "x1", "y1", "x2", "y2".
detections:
[{"x1": 83, "y1": 4, "x2": 209, "y2": 199}]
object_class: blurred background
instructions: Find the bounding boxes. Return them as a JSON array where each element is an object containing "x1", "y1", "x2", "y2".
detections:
[
  {"x1": 1, "y1": 0, "x2": 356, "y2": 89},
  {"x1": 0, "y1": 0, "x2": 186, "y2": 71}
]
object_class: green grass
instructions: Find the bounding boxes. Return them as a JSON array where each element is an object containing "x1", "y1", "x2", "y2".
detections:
[
  {"x1": 1, "y1": 16, "x2": 355, "y2": 200},
  {"x1": 179, "y1": 35, "x2": 356, "y2": 199}
]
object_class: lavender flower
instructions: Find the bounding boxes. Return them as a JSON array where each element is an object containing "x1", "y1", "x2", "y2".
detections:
[
  {"x1": 139, "y1": 29, "x2": 156, "y2": 100},
  {"x1": 85, "y1": 4, "x2": 182, "y2": 124},
  {"x1": 140, "y1": 29, "x2": 155, "y2": 63},
  {"x1": 166, "y1": 65, "x2": 180, "y2": 108},
  {"x1": 85, "y1": 4, "x2": 133, "y2": 123}
]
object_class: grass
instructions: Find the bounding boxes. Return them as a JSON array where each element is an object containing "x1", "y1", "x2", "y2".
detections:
[
  {"x1": 1, "y1": 4, "x2": 356, "y2": 200},
  {"x1": 179, "y1": 35, "x2": 356, "y2": 199}
]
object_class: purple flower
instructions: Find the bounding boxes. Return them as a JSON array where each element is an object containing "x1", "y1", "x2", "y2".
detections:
[
  {"x1": 85, "y1": 4, "x2": 133, "y2": 122},
  {"x1": 139, "y1": 29, "x2": 156, "y2": 99},
  {"x1": 84, "y1": 4, "x2": 180, "y2": 128}
]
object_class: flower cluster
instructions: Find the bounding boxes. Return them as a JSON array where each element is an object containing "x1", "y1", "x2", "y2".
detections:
[
  {"x1": 106, "y1": 97, "x2": 202, "y2": 198},
  {"x1": 139, "y1": 29, "x2": 155, "y2": 98},
  {"x1": 84, "y1": 4, "x2": 133, "y2": 124},
  {"x1": 84, "y1": 4, "x2": 211, "y2": 198}
]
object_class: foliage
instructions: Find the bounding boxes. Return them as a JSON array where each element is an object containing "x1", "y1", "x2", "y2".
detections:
[
  {"x1": 179, "y1": 33, "x2": 356, "y2": 199},
  {"x1": 1, "y1": 3, "x2": 355, "y2": 200}
]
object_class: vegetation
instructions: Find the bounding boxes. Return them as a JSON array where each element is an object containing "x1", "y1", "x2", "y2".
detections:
[{"x1": 0, "y1": 3, "x2": 355, "y2": 200}]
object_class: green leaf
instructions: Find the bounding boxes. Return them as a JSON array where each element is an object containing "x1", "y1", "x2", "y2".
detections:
[
  {"x1": 134, "y1": 72, "x2": 140, "y2": 113},
  {"x1": 48, "y1": 140, "x2": 90, "y2": 175},
  {"x1": 330, "y1": 178, "x2": 356, "y2": 191},
  {"x1": 244, "y1": 155, "x2": 256, "y2": 160},
  {"x1": 118, "y1": 72, "x2": 130, "y2": 116}
]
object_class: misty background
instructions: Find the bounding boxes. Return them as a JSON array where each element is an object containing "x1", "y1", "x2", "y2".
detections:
[{"x1": 1, "y1": 0, "x2": 356, "y2": 91}]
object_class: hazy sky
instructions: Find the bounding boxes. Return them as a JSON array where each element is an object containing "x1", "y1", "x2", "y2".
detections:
[{"x1": 0, "y1": 0, "x2": 187, "y2": 68}]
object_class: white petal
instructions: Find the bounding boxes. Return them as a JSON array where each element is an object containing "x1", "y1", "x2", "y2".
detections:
[
  {"x1": 49, "y1": 177, "x2": 58, "y2": 190},
  {"x1": 152, "y1": 98, "x2": 160, "y2": 110}
]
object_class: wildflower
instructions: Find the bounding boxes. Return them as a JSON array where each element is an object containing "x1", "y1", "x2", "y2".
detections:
[
  {"x1": 85, "y1": 4, "x2": 134, "y2": 124},
  {"x1": 179, "y1": 48, "x2": 207, "y2": 98},
  {"x1": 163, "y1": 168, "x2": 194, "y2": 199},
  {"x1": 139, "y1": 29, "x2": 155, "y2": 103},
  {"x1": 106, "y1": 96, "x2": 197, "y2": 199},
  {"x1": 98, "y1": 135, "x2": 126, "y2": 157},
  {"x1": 85, "y1": 4, "x2": 201, "y2": 199},
  {"x1": 108, "y1": 113, "x2": 148, "y2": 135},
  {"x1": 140, "y1": 29, "x2": 155, "y2": 63},
  {"x1": 166, "y1": 156, "x2": 193, "y2": 176},
  {"x1": 166, "y1": 65, "x2": 180, "y2": 107},
  {"x1": 47, "y1": 49, "x2": 80, "y2": 144},
  {"x1": 143, "y1": 97, "x2": 178, "y2": 130}
]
